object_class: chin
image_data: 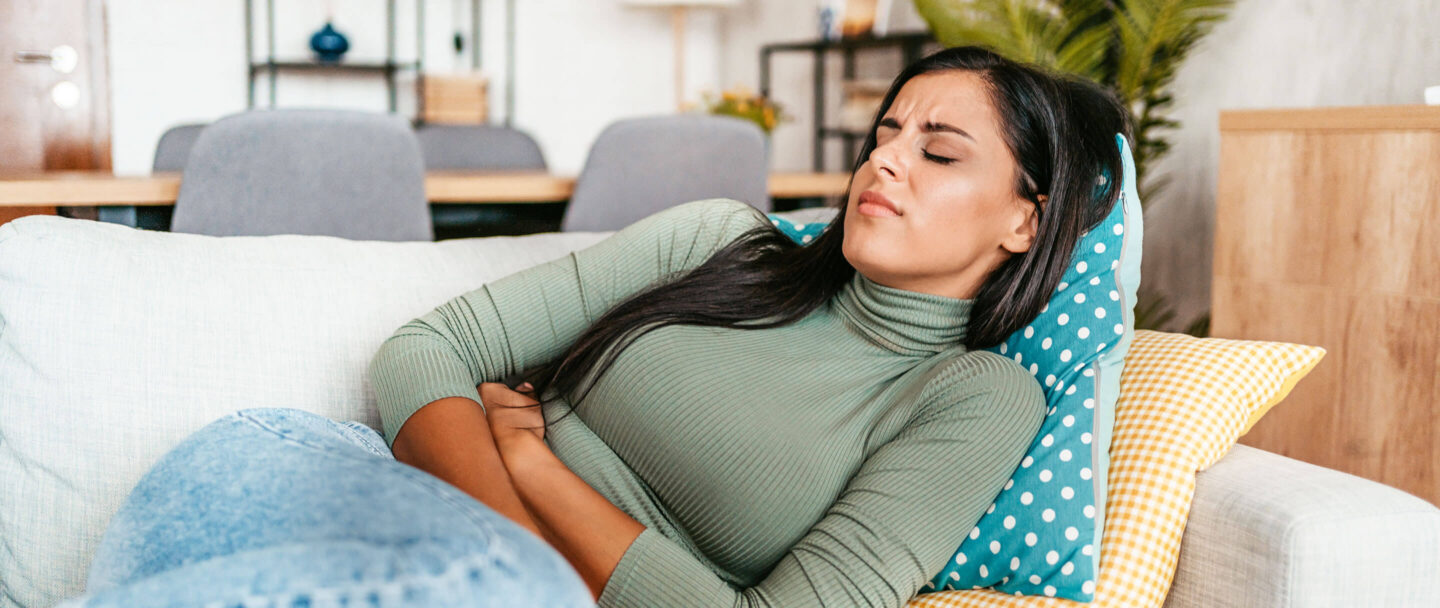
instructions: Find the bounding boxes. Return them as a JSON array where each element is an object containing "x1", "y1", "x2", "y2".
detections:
[
  {"x1": 840, "y1": 225, "x2": 862, "y2": 263},
  {"x1": 841, "y1": 235, "x2": 890, "y2": 280}
]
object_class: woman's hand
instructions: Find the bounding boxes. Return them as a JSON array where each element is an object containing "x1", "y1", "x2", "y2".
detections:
[
  {"x1": 477, "y1": 381, "x2": 645, "y2": 602},
  {"x1": 477, "y1": 381, "x2": 545, "y2": 451},
  {"x1": 476, "y1": 381, "x2": 564, "y2": 550}
]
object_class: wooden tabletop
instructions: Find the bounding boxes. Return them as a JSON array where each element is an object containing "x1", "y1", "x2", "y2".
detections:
[{"x1": 0, "y1": 171, "x2": 853, "y2": 207}]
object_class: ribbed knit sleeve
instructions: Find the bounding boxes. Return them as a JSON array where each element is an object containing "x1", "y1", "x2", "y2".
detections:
[
  {"x1": 365, "y1": 198, "x2": 768, "y2": 448},
  {"x1": 595, "y1": 351, "x2": 1046, "y2": 608}
]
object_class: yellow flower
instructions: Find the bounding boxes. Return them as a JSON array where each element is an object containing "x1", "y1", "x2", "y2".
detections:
[{"x1": 701, "y1": 86, "x2": 785, "y2": 133}]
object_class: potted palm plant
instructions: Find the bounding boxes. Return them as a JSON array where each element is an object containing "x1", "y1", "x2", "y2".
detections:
[{"x1": 913, "y1": 0, "x2": 1234, "y2": 335}]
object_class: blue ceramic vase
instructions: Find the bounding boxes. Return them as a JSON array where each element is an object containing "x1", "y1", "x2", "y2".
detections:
[{"x1": 309, "y1": 22, "x2": 349, "y2": 63}]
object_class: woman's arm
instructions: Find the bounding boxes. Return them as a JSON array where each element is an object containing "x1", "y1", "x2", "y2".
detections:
[
  {"x1": 497, "y1": 432, "x2": 645, "y2": 601},
  {"x1": 479, "y1": 381, "x2": 642, "y2": 601},
  {"x1": 392, "y1": 384, "x2": 644, "y2": 602},
  {"x1": 390, "y1": 396, "x2": 549, "y2": 543},
  {"x1": 367, "y1": 199, "x2": 767, "y2": 452},
  {"x1": 365, "y1": 200, "x2": 769, "y2": 597}
]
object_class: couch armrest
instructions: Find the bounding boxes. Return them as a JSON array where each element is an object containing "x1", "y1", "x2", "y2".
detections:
[{"x1": 1164, "y1": 444, "x2": 1440, "y2": 608}]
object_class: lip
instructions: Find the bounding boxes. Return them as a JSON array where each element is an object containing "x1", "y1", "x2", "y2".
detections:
[{"x1": 857, "y1": 190, "x2": 902, "y2": 217}]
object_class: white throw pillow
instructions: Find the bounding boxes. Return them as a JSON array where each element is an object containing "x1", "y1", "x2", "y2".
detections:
[{"x1": 0, "y1": 216, "x2": 609, "y2": 608}]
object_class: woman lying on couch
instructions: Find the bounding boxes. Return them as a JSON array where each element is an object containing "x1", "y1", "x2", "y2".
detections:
[{"x1": 63, "y1": 45, "x2": 1130, "y2": 607}]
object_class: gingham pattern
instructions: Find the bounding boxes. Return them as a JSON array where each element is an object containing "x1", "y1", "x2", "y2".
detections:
[{"x1": 904, "y1": 330, "x2": 1325, "y2": 608}]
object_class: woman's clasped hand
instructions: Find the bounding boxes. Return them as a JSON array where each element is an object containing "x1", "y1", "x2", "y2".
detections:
[{"x1": 477, "y1": 381, "x2": 545, "y2": 445}]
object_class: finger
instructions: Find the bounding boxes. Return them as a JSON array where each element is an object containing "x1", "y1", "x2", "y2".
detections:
[
  {"x1": 479, "y1": 382, "x2": 538, "y2": 405},
  {"x1": 493, "y1": 392, "x2": 541, "y2": 407}
]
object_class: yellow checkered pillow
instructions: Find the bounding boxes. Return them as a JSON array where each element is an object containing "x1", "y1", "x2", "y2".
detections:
[{"x1": 905, "y1": 330, "x2": 1325, "y2": 608}]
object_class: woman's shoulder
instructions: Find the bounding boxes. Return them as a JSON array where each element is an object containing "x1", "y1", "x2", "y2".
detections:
[
  {"x1": 913, "y1": 348, "x2": 1046, "y2": 418},
  {"x1": 611, "y1": 199, "x2": 771, "y2": 270},
  {"x1": 645, "y1": 198, "x2": 770, "y2": 240}
]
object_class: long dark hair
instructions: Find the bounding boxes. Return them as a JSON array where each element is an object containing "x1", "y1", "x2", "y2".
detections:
[{"x1": 519, "y1": 46, "x2": 1131, "y2": 422}]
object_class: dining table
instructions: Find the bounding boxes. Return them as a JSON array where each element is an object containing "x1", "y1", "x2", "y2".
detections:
[{"x1": 0, "y1": 170, "x2": 852, "y2": 226}]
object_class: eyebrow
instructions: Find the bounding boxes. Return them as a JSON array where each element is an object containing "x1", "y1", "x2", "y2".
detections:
[{"x1": 878, "y1": 117, "x2": 976, "y2": 142}]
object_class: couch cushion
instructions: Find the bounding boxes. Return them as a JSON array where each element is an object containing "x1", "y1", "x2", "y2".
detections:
[
  {"x1": 1166, "y1": 444, "x2": 1440, "y2": 608},
  {"x1": 0, "y1": 216, "x2": 607, "y2": 608}
]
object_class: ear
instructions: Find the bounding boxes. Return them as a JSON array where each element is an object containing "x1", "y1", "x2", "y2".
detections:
[{"x1": 1001, "y1": 194, "x2": 1045, "y2": 254}]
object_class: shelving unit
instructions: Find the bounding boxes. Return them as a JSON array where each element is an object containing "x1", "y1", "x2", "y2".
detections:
[
  {"x1": 241, "y1": 0, "x2": 516, "y2": 126},
  {"x1": 759, "y1": 31, "x2": 935, "y2": 172},
  {"x1": 244, "y1": 0, "x2": 428, "y2": 114}
]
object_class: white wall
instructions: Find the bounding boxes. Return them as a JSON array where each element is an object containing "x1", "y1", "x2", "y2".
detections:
[
  {"x1": 508, "y1": 0, "x2": 723, "y2": 174},
  {"x1": 107, "y1": 0, "x2": 249, "y2": 175},
  {"x1": 105, "y1": 0, "x2": 725, "y2": 175}
]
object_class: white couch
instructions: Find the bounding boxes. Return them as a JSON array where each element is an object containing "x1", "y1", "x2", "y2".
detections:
[{"x1": 2, "y1": 212, "x2": 1437, "y2": 608}]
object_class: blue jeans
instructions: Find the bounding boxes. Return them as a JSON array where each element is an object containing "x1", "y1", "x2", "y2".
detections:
[{"x1": 58, "y1": 407, "x2": 594, "y2": 607}]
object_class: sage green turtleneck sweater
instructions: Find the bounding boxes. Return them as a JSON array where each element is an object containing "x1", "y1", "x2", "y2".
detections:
[{"x1": 367, "y1": 199, "x2": 1045, "y2": 607}]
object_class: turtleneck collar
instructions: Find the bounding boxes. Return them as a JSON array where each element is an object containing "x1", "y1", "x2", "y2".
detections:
[{"x1": 831, "y1": 271, "x2": 973, "y2": 356}]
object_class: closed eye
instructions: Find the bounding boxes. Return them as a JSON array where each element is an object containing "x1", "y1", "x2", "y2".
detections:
[{"x1": 923, "y1": 150, "x2": 956, "y2": 165}]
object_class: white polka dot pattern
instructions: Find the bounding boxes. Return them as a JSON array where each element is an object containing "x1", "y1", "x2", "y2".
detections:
[{"x1": 766, "y1": 215, "x2": 828, "y2": 246}]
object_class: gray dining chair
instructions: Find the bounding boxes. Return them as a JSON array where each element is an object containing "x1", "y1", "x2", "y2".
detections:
[
  {"x1": 415, "y1": 124, "x2": 550, "y2": 235},
  {"x1": 560, "y1": 115, "x2": 770, "y2": 232},
  {"x1": 170, "y1": 109, "x2": 432, "y2": 241},
  {"x1": 414, "y1": 124, "x2": 547, "y2": 171},
  {"x1": 130, "y1": 123, "x2": 209, "y2": 232},
  {"x1": 152, "y1": 123, "x2": 207, "y2": 172}
]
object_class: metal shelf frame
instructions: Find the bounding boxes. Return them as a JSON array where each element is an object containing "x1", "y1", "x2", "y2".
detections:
[
  {"x1": 244, "y1": 0, "x2": 428, "y2": 114},
  {"x1": 759, "y1": 31, "x2": 933, "y2": 172}
]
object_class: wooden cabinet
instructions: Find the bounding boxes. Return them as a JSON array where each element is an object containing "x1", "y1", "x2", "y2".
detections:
[{"x1": 1213, "y1": 105, "x2": 1440, "y2": 505}]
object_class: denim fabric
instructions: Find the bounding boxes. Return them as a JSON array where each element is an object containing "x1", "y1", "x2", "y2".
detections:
[{"x1": 57, "y1": 407, "x2": 594, "y2": 607}]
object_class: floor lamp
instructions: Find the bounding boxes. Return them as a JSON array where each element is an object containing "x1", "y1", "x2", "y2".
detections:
[{"x1": 624, "y1": 0, "x2": 740, "y2": 112}]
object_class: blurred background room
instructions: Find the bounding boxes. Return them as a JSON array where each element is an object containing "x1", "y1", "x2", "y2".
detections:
[{"x1": 2, "y1": 0, "x2": 1438, "y2": 511}]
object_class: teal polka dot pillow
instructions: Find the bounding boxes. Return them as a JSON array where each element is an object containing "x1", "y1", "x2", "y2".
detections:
[
  {"x1": 766, "y1": 213, "x2": 827, "y2": 245},
  {"x1": 920, "y1": 134, "x2": 1143, "y2": 600}
]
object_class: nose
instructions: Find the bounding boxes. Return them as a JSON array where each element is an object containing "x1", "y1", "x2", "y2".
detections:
[{"x1": 869, "y1": 139, "x2": 906, "y2": 182}]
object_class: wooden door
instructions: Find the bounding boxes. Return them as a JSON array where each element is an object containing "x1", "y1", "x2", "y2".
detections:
[{"x1": 0, "y1": 0, "x2": 111, "y2": 225}]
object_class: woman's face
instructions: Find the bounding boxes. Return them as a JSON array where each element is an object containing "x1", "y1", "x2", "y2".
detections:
[{"x1": 842, "y1": 70, "x2": 1042, "y2": 300}]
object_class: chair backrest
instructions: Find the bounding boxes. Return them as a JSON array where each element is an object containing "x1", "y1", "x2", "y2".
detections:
[
  {"x1": 152, "y1": 123, "x2": 207, "y2": 172},
  {"x1": 170, "y1": 109, "x2": 432, "y2": 241},
  {"x1": 561, "y1": 115, "x2": 770, "y2": 232},
  {"x1": 414, "y1": 124, "x2": 547, "y2": 171}
]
